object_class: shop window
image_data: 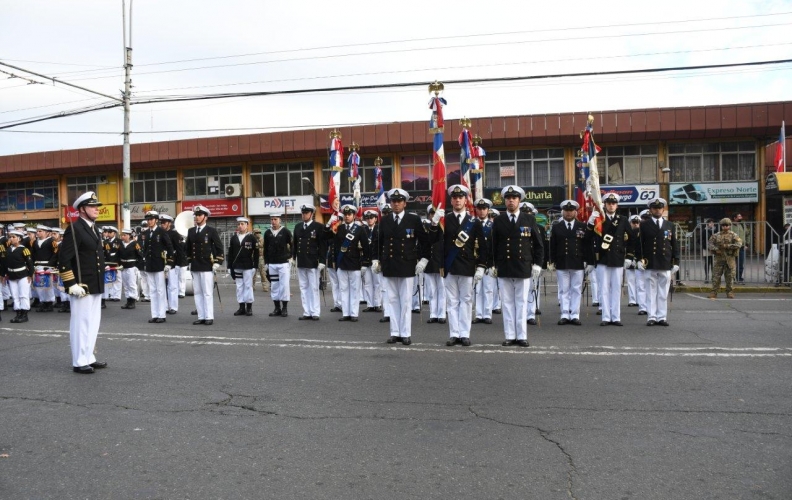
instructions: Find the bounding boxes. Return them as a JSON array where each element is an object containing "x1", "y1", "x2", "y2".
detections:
[
  {"x1": 399, "y1": 154, "x2": 460, "y2": 192},
  {"x1": 183, "y1": 166, "x2": 242, "y2": 199},
  {"x1": 324, "y1": 156, "x2": 394, "y2": 193},
  {"x1": 0, "y1": 179, "x2": 59, "y2": 212},
  {"x1": 668, "y1": 142, "x2": 755, "y2": 182},
  {"x1": 130, "y1": 170, "x2": 177, "y2": 203},
  {"x1": 66, "y1": 176, "x2": 100, "y2": 206},
  {"x1": 250, "y1": 161, "x2": 315, "y2": 197},
  {"x1": 484, "y1": 149, "x2": 564, "y2": 187},
  {"x1": 599, "y1": 145, "x2": 658, "y2": 185}
]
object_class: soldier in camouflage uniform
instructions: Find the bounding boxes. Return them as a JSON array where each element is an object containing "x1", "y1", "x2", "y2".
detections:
[
  {"x1": 253, "y1": 228, "x2": 270, "y2": 292},
  {"x1": 708, "y1": 218, "x2": 742, "y2": 299}
]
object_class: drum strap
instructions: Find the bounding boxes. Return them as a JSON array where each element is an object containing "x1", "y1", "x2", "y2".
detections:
[{"x1": 9, "y1": 266, "x2": 27, "y2": 272}]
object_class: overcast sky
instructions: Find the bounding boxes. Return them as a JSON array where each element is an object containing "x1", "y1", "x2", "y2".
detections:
[{"x1": 1, "y1": 0, "x2": 791, "y2": 156}]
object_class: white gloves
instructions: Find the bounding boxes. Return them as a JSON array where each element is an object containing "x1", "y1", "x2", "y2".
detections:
[
  {"x1": 327, "y1": 214, "x2": 339, "y2": 226},
  {"x1": 371, "y1": 260, "x2": 381, "y2": 274},
  {"x1": 212, "y1": 263, "x2": 220, "y2": 273},
  {"x1": 415, "y1": 258, "x2": 429, "y2": 275},
  {"x1": 263, "y1": 264, "x2": 269, "y2": 274},
  {"x1": 68, "y1": 284, "x2": 86, "y2": 298},
  {"x1": 473, "y1": 267, "x2": 485, "y2": 285},
  {"x1": 587, "y1": 211, "x2": 600, "y2": 225},
  {"x1": 624, "y1": 259, "x2": 634, "y2": 269},
  {"x1": 585, "y1": 264, "x2": 595, "y2": 275},
  {"x1": 547, "y1": 262, "x2": 556, "y2": 272},
  {"x1": 637, "y1": 260, "x2": 645, "y2": 271},
  {"x1": 361, "y1": 266, "x2": 368, "y2": 273},
  {"x1": 431, "y1": 208, "x2": 445, "y2": 225},
  {"x1": 163, "y1": 265, "x2": 171, "y2": 274},
  {"x1": 318, "y1": 263, "x2": 326, "y2": 272},
  {"x1": 489, "y1": 267, "x2": 497, "y2": 278},
  {"x1": 288, "y1": 258, "x2": 295, "y2": 266},
  {"x1": 531, "y1": 264, "x2": 542, "y2": 281},
  {"x1": 671, "y1": 264, "x2": 680, "y2": 275}
]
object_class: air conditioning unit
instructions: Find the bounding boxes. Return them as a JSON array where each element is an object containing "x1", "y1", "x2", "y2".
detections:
[{"x1": 224, "y1": 183, "x2": 242, "y2": 198}]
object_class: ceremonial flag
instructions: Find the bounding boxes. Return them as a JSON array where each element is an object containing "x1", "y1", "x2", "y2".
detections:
[
  {"x1": 574, "y1": 158, "x2": 589, "y2": 223},
  {"x1": 458, "y1": 121, "x2": 475, "y2": 213},
  {"x1": 428, "y1": 82, "x2": 447, "y2": 227},
  {"x1": 348, "y1": 146, "x2": 362, "y2": 215},
  {"x1": 327, "y1": 130, "x2": 343, "y2": 230},
  {"x1": 580, "y1": 115, "x2": 604, "y2": 234},
  {"x1": 775, "y1": 121, "x2": 786, "y2": 173},
  {"x1": 374, "y1": 158, "x2": 386, "y2": 210},
  {"x1": 470, "y1": 136, "x2": 486, "y2": 204}
]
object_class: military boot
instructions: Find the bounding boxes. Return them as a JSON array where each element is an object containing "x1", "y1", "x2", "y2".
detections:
[
  {"x1": 269, "y1": 301, "x2": 282, "y2": 317},
  {"x1": 234, "y1": 303, "x2": 246, "y2": 316},
  {"x1": 245, "y1": 303, "x2": 253, "y2": 316},
  {"x1": 121, "y1": 298, "x2": 136, "y2": 309},
  {"x1": 10, "y1": 310, "x2": 22, "y2": 323},
  {"x1": 708, "y1": 292, "x2": 717, "y2": 299},
  {"x1": 727, "y1": 292, "x2": 735, "y2": 299},
  {"x1": 280, "y1": 301, "x2": 288, "y2": 317}
]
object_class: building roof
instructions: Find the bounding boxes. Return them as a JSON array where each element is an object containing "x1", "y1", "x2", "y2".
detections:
[{"x1": 2, "y1": 101, "x2": 791, "y2": 176}]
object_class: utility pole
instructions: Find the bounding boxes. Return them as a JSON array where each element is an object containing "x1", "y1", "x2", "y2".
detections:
[{"x1": 121, "y1": 0, "x2": 133, "y2": 230}]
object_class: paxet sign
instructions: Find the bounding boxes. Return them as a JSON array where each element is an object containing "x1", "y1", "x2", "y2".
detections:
[{"x1": 248, "y1": 196, "x2": 314, "y2": 215}]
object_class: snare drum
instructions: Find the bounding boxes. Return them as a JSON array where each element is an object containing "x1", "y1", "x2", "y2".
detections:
[
  {"x1": 104, "y1": 269, "x2": 118, "y2": 284},
  {"x1": 33, "y1": 272, "x2": 51, "y2": 288}
]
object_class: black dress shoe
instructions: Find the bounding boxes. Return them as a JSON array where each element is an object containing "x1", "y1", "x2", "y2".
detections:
[
  {"x1": 438, "y1": 318, "x2": 447, "y2": 324},
  {"x1": 350, "y1": 317, "x2": 358, "y2": 322},
  {"x1": 401, "y1": 337, "x2": 412, "y2": 345},
  {"x1": 502, "y1": 339, "x2": 517, "y2": 346},
  {"x1": 148, "y1": 318, "x2": 159, "y2": 323},
  {"x1": 535, "y1": 309, "x2": 542, "y2": 315},
  {"x1": 592, "y1": 302, "x2": 600, "y2": 307},
  {"x1": 204, "y1": 320, "x2": 213, "y2": 325},
  {"x1": 362, "y1": 307, "x2": 376, "y2": 312},
  {"x1": 191, "y1": 310, "x2": 198, "y2": 315},
  {"x1": 657, "y1": 320, "x2": 670, "y2": 327},
  {"x1": 427, "y1": 318, "x2": 438, "y2": 323},
  {"x1": 611, "y1": 321, "x2": 623, "y2": 326},
  {"x1": 483, "y1": 318, "x2": 492, "y2": 324},
  {"x1": 527, "y1": 318, "x2": 537, "y2": 325},
  {"x1": 516, "y1": 339, "x2": 529, "y2": 347},
  {"x1": 570, "y1": 319, "x2": 582, "y2": 326},
  {"x1": 166, "y1": 309, "x2": 177, "y2": 315},
  {"x1": 193, "y1": 319, "x2": 206, "y2": 325},
  {"x1": 600, "y1": 321, "x2": 609, "y2": 326},
  {"x1": 412, "y1": 309, "x2": 420, "y2": 314},
  {"x1": 311, "y1": 316, "x2": 320, "y2": 320},
  {"x1": 299, "y1": 316, "x2": 311, "y2": 320},
  {"x1": 596, "y1": 310, "x2": 602, "y2": 315},
  {"x1": 461, "y1": 338, "x2": 471, "y2": 346},
  {"x1": 472, "y1": 318, "x2": 482, "y2": 324},
  {"x1": 446, "y1": 337, "x2": 460, "y2": 346},
  {"x1": 646, "y1": 320, "x2": 657, "y2": 326},
  {"x1": 386, "y1": 336, "x2": 399, "y2": 344},
  {"x1": 330, "y1": 306, "x2": 342, "y2": 313},
  {"x1": 73, "y1": 365, "x2": 94, "y2": 374},
  {"x1": 339, "y1": 316, "x2": 351, "y2": 321},
  {"x1": 637, "y1": 310, "x2": 648, "y2": 316},
  {"x1": 90, "y1": 361, "x2": 108, "y2": 369},
  {"x1": 628, "y1": 303, "x2": 637, "y2": 307},
  {"x1": 492, "y1": 309, "x2": 502, "y2": 314},
  {"x1": 558, "y1": 318, "x2": 569, "y2": 325},
  {"x1": 379, "y1": 316, "x2": 390, "y2": 323}
]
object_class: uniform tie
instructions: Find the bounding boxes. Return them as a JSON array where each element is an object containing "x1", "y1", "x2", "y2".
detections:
[
  {"x1": 511, "y1": 214, "x2": 516, "y2": 226},
  {"x1": 394, "y1": 215, "x2": 400, "y2": 225},
  {"x1": 568, "y1": 222, "x2": 572, "y2": 231},
  {"x1": 458, "y1": 214, "x2": 464, "y2": 225}
]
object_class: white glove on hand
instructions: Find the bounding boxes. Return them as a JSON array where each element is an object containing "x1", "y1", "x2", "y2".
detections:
[
  {"x1": 163, "y1": 265, "x2": 171, "y2": 274},
  {"x1": 547, "y1": 262, "x2": 556, "y2": 272},
  {"x1": 318, "y1": 263, "x2": 326, "y2": 272},
  {"x1": 212, "y1": 263, "x2": 220, "y2": 273},
  {"x1": 624, "y1": 259, "x2": 634, "y2": 269},
  {"x1": 361, "y1": 266, "x2": 368, "y2": 273},
  {"x1": 68, "y1": 284, "x2": 86, "y2": 298},
  {"x1": 327, "y1": 214, "x2": 339, "y2": 226},
  {"x1": 431, "y1": 208, "x2": 445, "y2": 225},
  {"x1": 531, "y1": 264, "x2": 542, "y2": 281},
  {"x1": 585, "y1": 264, "x2": 595, "y2": 275},
  {"x1": 289, "y1": 258, "x2": 295, "y2": 266},
  {"x1": 371, "y1": 260, "x2": 381, "y2": 274},
  {"x1": 637, "y1": 260, "x2": 645, "y2": 271},
  {"x1": 473, "y1": 267, "x2": 485, "y2": 285},
  {"x1": 671, "y1": 264, "x2": 680, "y2": 275},
  {"x1": 415, "y1": 258, "x2": 429, "y2": 275},
  {"x1": 587, "y1": 211, "x2": 600, "y2": 226},
  {"x1": 263, "y1": 264, "x2": 269, "y2": 274},
  {"x1": 489, "y1": 267, "x2": 497, "y2": 278}
]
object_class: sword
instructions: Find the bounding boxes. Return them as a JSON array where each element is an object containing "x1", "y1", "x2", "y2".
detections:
[{"x1": 213, "y1": 271, "x2": 223, "y2": 313}]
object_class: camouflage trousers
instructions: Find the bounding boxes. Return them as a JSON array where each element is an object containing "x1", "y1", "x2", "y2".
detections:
[
  {"x1": 711, "y1": 257, "x2": 736, "y2": 294},
  {"x1": 257, "y1": 266, "x2": 270, "y2": 292}
]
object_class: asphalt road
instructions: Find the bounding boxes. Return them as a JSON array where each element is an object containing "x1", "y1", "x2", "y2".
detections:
[{"x1": 1, "y1": 284, "x2": 791, "y2": 499}]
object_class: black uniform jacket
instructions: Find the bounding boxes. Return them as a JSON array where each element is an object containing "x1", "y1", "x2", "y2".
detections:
[
  {"x1": 328, "y1": 222, "x2": 371, "y2": 271},
  {"x1": 424, "y1": 220, "x2": 444, "y2": 275},
  {"x1": 360, "y1": 224, "x2": 379, "y2": 266},
  {"x1": 637, "y1": 218, "x2": 679, "y2": 271},
  {"x1": 378, "y1": 211, "x2": 432, "y2": 278},
  {"x1": 33, "y1": 237, "x2": 58, "y2": 268},
  {"x1": 186, "y1": 224, "x2": 224, "y2": 272},
  {"x1": 548, "y1": 220, "x2": 591, "y2": 271},
  {"x1": 103, "y1": 237, "x2": 122, "y2": 267},
  {"x1": 59, "y1": 218, "x2": 106, "y2": 295},
  {"x1": 228, "y1": 232, "x2": 259, "y2": 276},
  {"x1": 0, "y1": 236, "x2": 7, "y2": 276},
  {"x1": 441, "y1": 212, "x2": 488, "y2": 277},
  {"x1": 5, "y1": 245, "x2": 34, "y2": 280},
  {"x1": 141, "y1": 226, "x2": 174, "y2": 273},
  {"x1": 117, "y1": 240, "x2": 143, "y2": 269},
  {"x1": 264, "y1": 227, "x2": 292, "y2": 265},
  {"x1": 293, "y1": 221, "x2": 327, "y2": 269},
  {"x1": 478, "y1": 218, "x2": 495, "y2": 268},
  {"x1": 585, "y1": 213, "x2": 635, "y2": 267},
  {"x1": 491, "y1": 211, "x2": 544, "y2": 279},
  {"x1": 167, "y1": 229, "x2": 188, "y2": 267}
]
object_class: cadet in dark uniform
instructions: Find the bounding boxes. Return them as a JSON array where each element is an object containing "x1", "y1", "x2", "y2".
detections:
[
  {"x1": 293, "y1": 204, "x2": 327, "y2": 320},
  {"x1": 0, "y1": 226, "x2": 7, "y2": 319},
  {"x1": 360, "y1": 210, "x2": 382, "y2": 313},
  {"x1": 328, "y1": 204, "x2": 370, "y2": 321},
  {"x1": 585, "y1": 192, "x2": 635, "y2": 326},
  {"x1": 32, "y1": 225, "x2": 58, "y2": 312},
  {"x1": 441, "y1": 185, "x2": 488, "y2": 346},
  {"x1": 185, "y1": 205, "x2": 224, "y2": 325},
  {"x1": 118, "y1": 228, "x2": 143, "y2": 310},
  {"x1": 548, "y1": 200, "x2": 590, "y2": 325},
  {"x1": 472, "y1": 199, "x2": 496, "y2": 324},
  {"x1": 102, "y1": 226, "x2": 122, "y2": 303},
  {"x1": 636, "y1": 198, "x2": 679, "y2": 326},
  {"x1": 373, "y1": 188, "x2": 432, "y2": 345},
  {"x1": 160, "y1": 214, "x2": 185, "y2": 315},
  {"x1": 6, "y1": 230, "x2": 34, "y2": 323},
  {"x1": 491, "y1": 185, "x2": 543, "y2": 346},
  {"x1": 228, "y1": 217, "x2": 259, "y2": 317},
  {"x1": 59, "y1": 192, "x2": 107, "y2": 374},
  {"x1": 263, "y1": 213, "x2": 292, "y2": 318},
  {"x1": 423, "y1": 205, "x2": 446, "y2": 324},
  {"x1": 140, "y1": 211, "x2": 174, "y2": 324}
]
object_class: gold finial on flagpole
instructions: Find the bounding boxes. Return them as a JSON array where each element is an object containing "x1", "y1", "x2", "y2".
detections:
[
  {"x1": 374, "y1": 156, "x2": 383, "y2": 167},
  {"x1": 459, "y1": 117, "x2": 472, "y2": 129},
  {"x1": 472, "y1": 134, "x2": 482, "y2": 146},
  {"x1": 330, "y1": 129, "x2": 342, "y2": 140},
  {"x1": 429, "y1": 80, "x2": 444, "y2": 96},
  {"x1": 349, "y1": 141, "x2": 359, "y2": 152}
]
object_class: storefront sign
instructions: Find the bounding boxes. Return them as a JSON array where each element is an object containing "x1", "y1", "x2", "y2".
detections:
[
  {"x1": 319, "y1": 192, "x2": 419, "y2": 213},
  {"x1": 64, "y1": 204, "x2": 116, "y2": 223},
  {"x1": 599, "y1": 185, "x2": 660, "y2": 206},
  {"x1": 485, "y1": 186, "x2": 565, "y2": 208},
  {"x1": 182, "y1": 198, "x2": 243, "y2": 217},
  {"x1": 130, "y1": 202, "x2": 177, "y2": 220},
  {"x1": 500, "y1": 166, "x2": 515, "y2": 178},
  {"x1": 669, "y1": 182, "x2": 758, "y2": 205},
  {"x1": 766, "y1": 172, "x2": 792, "y2": 196},
  {"x1": 249, "y1": 195, "x2": 314, "y2": 216}
]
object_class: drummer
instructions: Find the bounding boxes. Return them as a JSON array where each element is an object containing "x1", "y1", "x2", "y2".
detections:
[
  {"x1": 6, "y1": 230, "x2": 34, "y2": 323},
  {"x1": 32, "y1": 225, "x2": 58, "y2": 312}
]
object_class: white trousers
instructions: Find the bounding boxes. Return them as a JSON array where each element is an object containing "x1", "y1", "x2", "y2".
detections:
[
  {"x1": 69, "y1": 293, "x2": 101, "y2": 367},
  {"x1": 192, "y1": 271, "x2": 215, "y2": 320},
  {"x1": 498, "y1": 277, "x2": 531, "y2": 340},
  {"x1": 298, "y1": 267, "x2": 321, "y2": 317},
  {"x1": 338, "y1": 269, "x2": 362, "y2": 317},
  {"x1": 424, "y1": 272, "x2": 446, "y2": 319},
  {"x1": 167, "y1": 266, "x2": 181, "y2": 310},
  {"x1": 122, "y1": 267, "x2": 139, "y2": 300},
  {"x1": 234, "y1": 268, "x2": 255, "y2": 304},
  {"x1": 492, "y1": 279, "x2": 502, "y2": 310},
  {"x1": 475, "y1": 274, "x2": 495, "y2": 319},
  {"x1": 557, "y1": 270, "x2": 584, "y2": 320},
  {"x1": 596, "y1": 265, "x2": 623, "y2": 322},
  {"x1": 626, "y1": 268, "x2": 637, "y2": 304},
  {"x1": 1, "y1": 280, "x2": 10, "y2": 300},
  {"x1": 328, "y1": 267, "x2": 341, "y2": 308},
  {"x1": 412, "y1": 273, "x2": 424, "y2": 310},
  {"x1": 9, "y1": 278, "x2": 31, "y2": 311},
  {"x1": 381, "y1": 277, "x2": 391, "y2": 318},
  {"x1": 139, "y1": 271, "x2": 149, "y2": 299},
  {"x1": 526, "y1": 277, "x2": 540, "y2": 320},
  {"x1": 590, "y1": 267, "x2": 600, "y2": 305},
  {"x1": 147, "y1": 271, "x2": 167, "y2": 319},
  {"x1": 269, "y1": 262, "x2": 291, "y2": 302},
  {"x1": 384, "y1": 276, "x2": 414, "y2": 338},
  {"x1": 445, "y1": 274, "x2": 473, "y2": 338},
  {"x1": 179, "y1": 266, "x2": 186, "y2": 296},
  {"x1": 103, "y1": 273, "x2": 121, "y2": 300},
  {"x1": 361, "y1": 266, "x2": 382, "y2": 307},
  {"x1": 646, "y1": 270, "x2": 671, "y2": 322},
  {"x1": 635, "y1": 269, "x2": 648, "y2": 312}
]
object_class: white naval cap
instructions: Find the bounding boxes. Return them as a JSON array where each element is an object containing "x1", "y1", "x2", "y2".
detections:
[
  {"x1": 475, "y1": 198, "x2": 493, "y2": 208},
  {"x1": 159, "y1": 214, "x2": 174, "y2": 222},
  {"x1": 9, "y1": 230, "x2": 25, "y2": 237},
  {"x1": 489, "y1": 208, "x2": 500, "y2": 216},
  {"x1": 121, "y1": 228, "x2": 134, "y2": 235},
  {"x1": 144, "y1": 210, "x2": 160, "y2": 219},
  {"x1": 341, "y1": 204, "x2": 358, "y2": 214},
  {"x1": 560, "y1": 200, "x2": 580, "y2": 211},
  {"x1": 602, "y1": 192, "x2": 620, "y2": 203},
  {"x1": 192, "y1": 205, "x2": 211, "y2": 216},
  {"x1": 72, "y1": 191, "x2": 102, "y2": 210},
  {"x1": 236, "y1": 217, "x2": 249, "y2": 223},
  {"x1": 300, "y1": 204, "x2": 315, "y2": 212},
  {"x1": 364, "y1": 210, "x2": 378, "y2": 218},
  {"x1": 36, "y1": 224, "x2": 50, "y2": 231},
  {"x1": 648, "y1": 197, "x2": 667, "y2": 208},
  {"x1": 105, "y1": 226, "x2": 119, "y2": 233},
  {"x1": 447, "y1": 184, "x2": 469, "y2": 197},
  {"x1": 630, "y1": 215, "x2": 641, "y2": 222},
  {"x1": 387, "y1": 188, "x2": 409, "y2": 201},
  {"x1": 501, "y1": 185, "x2": 525, "y2": 199}
]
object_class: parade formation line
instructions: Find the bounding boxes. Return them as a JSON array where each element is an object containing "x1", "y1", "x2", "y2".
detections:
[{"x1": 2, "y1": 328, "x2": 791, "y2": 358}]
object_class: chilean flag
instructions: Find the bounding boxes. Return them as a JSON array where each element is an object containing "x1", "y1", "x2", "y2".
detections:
[
  {"x1": 327, "y1": 135, "x2": 343, "y2": 220},
  {"x1": 574, "y1": 159, "x2": 589, "y2": 223},
  {"x1": 375, "y1": 165, "x2": 385, "y2": 210},
  {"x1": 458, "y1": 128, "x2": 474, "y2": 213},
  {"x1": 429, "y1": 95, "x2": 447, "y2": 228},
  {"x1": 775, "y1": 121, "x2": 786, "y2": 173}
]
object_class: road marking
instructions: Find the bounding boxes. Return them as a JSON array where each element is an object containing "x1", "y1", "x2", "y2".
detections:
[
  {"x1": 2, "y1": 328, "x2": 791, "y2": 358},
  {"x1": 684, "y1": 293, "x2": 792, "y2": 301}
]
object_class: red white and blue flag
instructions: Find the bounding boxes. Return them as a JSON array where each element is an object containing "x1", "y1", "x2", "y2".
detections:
[
  {"x1": 429, "y1": 95, "x2": 447, "y2": 226},
  {"x1": 375, "y1": 164, "x2": 386, "y2": 210},
  {"x1": 580, "y1": 116, "x2": 604, "y2": 234},
  {"x1": 775, "y1": 121, "x2": 786, "y2": 173},
  {"x1": 470, "y1": 140, "x2": 486, "y2": 204},
  {"x1": 327, "y1": 133, "x2": 344, "y2": 217},
  {"x1": 457, "y1": 127, "x2": 475, "y2": 213}
]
